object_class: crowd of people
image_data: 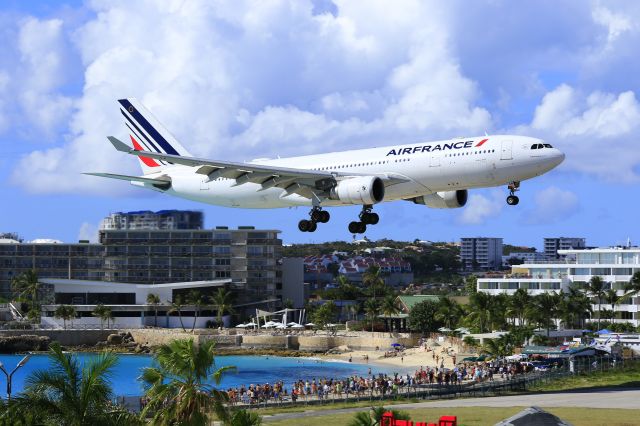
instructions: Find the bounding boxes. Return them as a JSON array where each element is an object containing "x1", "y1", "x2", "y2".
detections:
[{"x1": 223, "y1": 359, "x2": 536, "y2": 406}]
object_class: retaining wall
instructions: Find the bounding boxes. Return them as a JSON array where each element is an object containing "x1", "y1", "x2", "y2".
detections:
[{"x1": 0, "y1": 329, "x2": 113, "y2": 346}]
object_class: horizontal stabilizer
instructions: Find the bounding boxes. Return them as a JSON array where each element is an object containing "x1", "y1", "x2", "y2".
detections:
[
  {"x1": 107, "y1": 136, "x2": 134, "y2": 153},
  {"x1": 83, "y1": 172, "x2": 171, "y2": 189}
]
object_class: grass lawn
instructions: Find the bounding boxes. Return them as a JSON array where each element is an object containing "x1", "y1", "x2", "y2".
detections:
[
  {"x1": 264, "y1": 406, "x2": 640, "y2": 426},
  {"x1": 529, "y1": 362, "x2": 640, "y2": 392}
]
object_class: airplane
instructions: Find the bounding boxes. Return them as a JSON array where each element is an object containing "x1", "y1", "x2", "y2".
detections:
[{"x1": 86, "y1": 98, "x2": 565, "y2": 233}]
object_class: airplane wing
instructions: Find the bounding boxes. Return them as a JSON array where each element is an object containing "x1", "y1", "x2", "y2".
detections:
[
  {"x1": 106, "y1": 136, "x2": 408, "y2": 200},
  {"x1": 83, "y1": 172, "x2": 171, "y2": 189}
]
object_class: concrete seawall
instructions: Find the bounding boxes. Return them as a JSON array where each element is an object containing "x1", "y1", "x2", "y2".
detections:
[{"x1": 0, "y1": 330, "x2": 113, "y2": 346}]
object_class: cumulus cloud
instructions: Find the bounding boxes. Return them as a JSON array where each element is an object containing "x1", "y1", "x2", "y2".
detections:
[
  {"x1": 456, "y1": 191, "x2": 504, "y2": 225},
  {"x1": 9, "y1": 0, "x2": 492, "y2": 194},
  {"x1": 524, "y1": 186, "x2": 579, "y2": 225},
  {"x1": 77, "y1": 222, "x2": 99, "y2": 243}
]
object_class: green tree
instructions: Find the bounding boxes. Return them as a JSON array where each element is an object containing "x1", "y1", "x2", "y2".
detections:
[
  {"x1": 407, "y1": 300, "x2": 441, "y2": 334},
  {"x1": 467, "y1": 292, "x2": 493, "y2": 333},
  {"x1": 605, "y1": 289, "x2": 621, "y2": 324},
  {"x1": 211, "y1": 288, "x2": 235, "y2": 328},
  {"x1": 228, "y1": 409, "x2": 263, "y2": 426},
  {"x1": 312, "y1": 301, "x2": 337, "y2": 329},
  {"x1": 11, "y1": 269, "x2": 40, "y2": 314},
  {"x1": 507, "y1": 288, "x2": 531, "y2": 327},
  {"x1": 380, "y1": 295, "x2": 400, "y2": 334},
  {"x1": 436, "y1": 297, "x2": 463, "y2": 330},
  {"x1": 560, "y1": 285, "x2": 592, "y2": 329},
  {"x1": 169, "y1": 294, "x2": 186, "y2": 332},
  {"x1": 530, "y1": 292, "x2": 561, "y2": 337},
  {"x1": 92, "y1": 304, "x2": 113, "y2": 329},
  {"x1": 624, "y1": 271, "x2": 640, "y2": 298},
  {"x1": 348, "y1": 406, "x2": 411, "y2": 426},
  {"x1": 362, "y1": 265, "x2": 386, "y2": 299},
  {"x1": 587, "y1": 276, "x2": 606, "y2": 330},
  {"x1": 186, "y1": 290, "x2": 206, "y2": 332},
  {"x1": 364, "y1": 299, "x2": 380, "y2": 333},
  {"x1": 140, "y1": 338, "x2": 235, "y2": 425},
  {"x1": 464, "y1": 274, "x2": 478, "y2": 295},
  {"x1": 13, "y1": 342, "x2": 140, "y2": 426},
  {"x1": 147, "y1": 293, "x2": 161, "y2": 327},
  {"x1": 54, "y1": 305, "x2": 76, "y2": 330}
]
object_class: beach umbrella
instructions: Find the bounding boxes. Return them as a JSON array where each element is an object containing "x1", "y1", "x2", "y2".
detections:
[
  {"x1": 597, "y1": 328, "x2": 612, "y2": 334},
  {"x1": 275, "y1": 324, "x2": 287, "y2": 329},
  {"x1": 290, "y1": 324, "x2": 304, "y2": 329},
  {"x1": 287, "y1": 322, "x2": 300, "y2": 326},
  {"x1": 245, "y1": 322, "x2": 257, "y2": 327},
  {"x1": 235, "y1": 324, "x2": 247, "y2": 328},
  {"x1": 305, "y1": 322, "x2": 316, "y2": 327},
  {"x1": 454, "y1": 327, "x2": 470, "y2": 334},
  {"x1": 326, "y1": 323, "x2": 338, "y2": 327},
  {"x1": 391, "y1": 343, "x2": 402, "y2": 347},
  {"x1": 438, "y1": 327, "x2": 452, "y2": 332},
  {"x1": 262, "y1": 323, "x2": 276, "y2": 328}
]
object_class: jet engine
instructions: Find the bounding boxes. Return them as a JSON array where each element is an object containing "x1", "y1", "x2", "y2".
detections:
[
  {"x1": 412, "y1": 190, "x2": 468, "y2": 209},
  {"x1": 330, "y1": 176, "x2": 385, "y2": 205}
]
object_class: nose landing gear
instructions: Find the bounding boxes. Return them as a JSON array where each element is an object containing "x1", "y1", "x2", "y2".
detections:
[
  {"x1": 348, "y1": 205, "x2": 379, "y2": 234},
  {"x1": 506, "y1": 181, "x2": 520, "y2": 205},
  {"x1": 298, "y1": 207, "x2": 330, "y2": 232}
]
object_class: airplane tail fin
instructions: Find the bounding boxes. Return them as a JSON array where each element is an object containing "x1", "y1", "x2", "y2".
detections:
[{"x1": 117, "y1": 98, "x2": 192, "y2": 175}]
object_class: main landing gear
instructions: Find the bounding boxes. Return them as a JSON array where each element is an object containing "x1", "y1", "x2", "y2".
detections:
[
  {"x1": 348, "y1": 205, "x2": 379, "y2": 234},
  {"x1": 506, "y1": 181, "x2": 520, "y2": 206},
  {"x1": 298, "y1": 207, "x2": 330, "y2": 232}
]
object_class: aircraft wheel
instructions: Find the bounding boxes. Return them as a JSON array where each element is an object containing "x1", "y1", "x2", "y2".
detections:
[
  {"x1": 506, "y1": 195, "x2": 519, "y2": 206},
  {"x1": 311, "y1": 210, "x2": 322, "y2": 222},
  {"x1": 348, "y1": 221, "x2": 360, "y2": 233},
  {"x1": 357, "y1": 222, "x2": 367, "y2": 234},
  {"x1": 368, "y1": 212, "x2": 379, "y2": 225},
  {"x1": 308, "y1": 221, "x2": 317, "y2": 232},
  {"x1": 319, "y1": 210, "x2": 330, "y2": 223},
  {"x1": 298, "y1": 220, "x2": 311, "y2": 232}
]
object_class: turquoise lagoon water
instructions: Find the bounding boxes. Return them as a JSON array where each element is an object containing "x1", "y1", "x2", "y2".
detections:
[{"x1": 0, "y1": 354, "x2": 382, "y2": 396}]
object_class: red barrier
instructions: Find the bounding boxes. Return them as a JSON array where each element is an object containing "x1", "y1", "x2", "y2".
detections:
[{"x1": 439, "y1": 415, "x2": 457, "y2": 426}]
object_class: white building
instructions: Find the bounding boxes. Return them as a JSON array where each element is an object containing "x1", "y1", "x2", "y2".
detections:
[
  {"x1": 502, "y1": 251, "x2": 547, "y2": 267},
  {"x1": 478, "y1": 247, "x2": 640, "y2": 326},
  {"x1": 100, "y1": 210, "x2": 203, "y2": 231},
  {"x1": 461, "y1": 237, "x2": 503, "y2": 270},
  {"x1": 39, "y1": 278, "x2": 234, "y2": 329}
]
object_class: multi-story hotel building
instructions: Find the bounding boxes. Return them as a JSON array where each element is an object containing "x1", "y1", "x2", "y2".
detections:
[
  {"x1": 460, "y1": 237, "x2": 503, "y2": 270},
  {"x1": 478, "y1": 247, "x2": 640, "y2": 326}
]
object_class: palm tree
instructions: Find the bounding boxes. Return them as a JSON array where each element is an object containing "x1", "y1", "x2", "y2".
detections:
[
  {"x1": 531, "y1": 292, "x2": 561, "y2": 337},
  {"x1": 147, "y1": 293, "x2": 161, "y2": 327},
  {"x1": 560, "y1": 285, "x2": 592, "y2": 329},
  {"x1": 348, "y1": 406, "x2": 411, "y2": 426},
  {"x1": 467, "y1": 291, "x2": 492, "y2": 332},
  {"x1": 211, "y1": 287, "x2": 235, "y2": 328},
  {"x1": 54, "y1": 305, "x2": 76, "y2": 330},
  {"x1": 11, "y1": 269, "x2": 39, "y2": 313},
  {"x1": 362, "y1": 265, "x2": 385, "y2": 300},
  {"x1": 186, "y1": 290, "x2": 206, "y2": 332},
  {"x1": 228, "y1": 409, "x2": 263, "y2": 425},
  {"x1": 605, "y1": 289, "x2": 621, "y2": 324},
  {"x1": 140, "y1": 338, "x2": 236, "y2": 425},
  {"x1": 364, "y1": 298, "x2": 380, "y2": 333},
  {"x1": 380, "y1": 295, "x2": 400, "y2": 334},
  {"x1": 13, "y1": 342, "x2": 140, "y2": 425},
  {"x1": 168, "y1": 294, "x2": 186, "y2": 332},
  {"x1": 624, "y1": 271, "x2": 640, "y2": 298},
  {"x1": 587, "y1": 276, "x2": 606, "y2": 330},
  {"x1": 508, "y1": 288, "x2": 530, "y2": 326},
  {"x1": 92, "y1": 304, "x2": 113, "y2": 329},
  {"x1": 436, "y1": 297, "x2": 463, "y2": 330}
]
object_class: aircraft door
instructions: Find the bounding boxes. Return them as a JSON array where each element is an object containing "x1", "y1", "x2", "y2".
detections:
[{"x1": 500, "y1": 140, "x2": 513, "y2": 160}]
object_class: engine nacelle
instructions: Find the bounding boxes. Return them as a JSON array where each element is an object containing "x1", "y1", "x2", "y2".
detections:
[
  {"x1": 330, "y1": 176, "x2": 385, "y2": 205},
  {"x1": 412, "y1": 190, "x2": 468, "y2": 209}
]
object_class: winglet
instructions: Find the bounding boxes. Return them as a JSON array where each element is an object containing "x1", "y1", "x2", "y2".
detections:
[{"x1": 107, "y1": 136, "x2": 134, "y2": 153}]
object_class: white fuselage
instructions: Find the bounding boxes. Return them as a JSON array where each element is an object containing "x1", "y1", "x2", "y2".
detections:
[{"x1": 147, "y1": 135, "x2": 564, "y2": 208}]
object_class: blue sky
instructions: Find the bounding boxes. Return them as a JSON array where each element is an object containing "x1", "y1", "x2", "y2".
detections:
[{"x1": 1, "y1": 0, "x2": 640, "y2": 249}]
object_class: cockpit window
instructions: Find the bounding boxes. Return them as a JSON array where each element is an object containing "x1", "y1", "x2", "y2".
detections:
[
  {"x1": 530, "y1": 144, "x2": 537, "y2": 149},
  {"x1": 544, "y1": 143, "x2": 552, "y2": 148}
]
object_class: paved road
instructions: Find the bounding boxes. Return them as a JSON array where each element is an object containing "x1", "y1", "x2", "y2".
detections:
[{"x1": 262, "y1": 388, "x2": 640, "y2": 422}]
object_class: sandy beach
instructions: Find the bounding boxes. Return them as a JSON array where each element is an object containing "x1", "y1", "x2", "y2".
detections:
[{"x1": 323, "y1": 340, "x2": 467, "y2": 371}]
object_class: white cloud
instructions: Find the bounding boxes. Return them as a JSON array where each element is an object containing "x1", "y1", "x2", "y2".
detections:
[
  {"x1": 457, "y1": 191, "x2": 503, "y2": 225},
  {"x1": 9, "y1": 0, "x2": 493, "y2": 194},
  {"x1": 525, "y1": 186, "x2": 579, "y2": 224},
  {"x1": 77, "y1": 222, "x2": 99, "y2": 243},
  {"x1": 592, "y1": 6, "x2": 633, "y2": 45}
]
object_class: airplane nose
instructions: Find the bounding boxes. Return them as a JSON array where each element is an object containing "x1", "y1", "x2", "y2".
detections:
[{"x1": 552, "y1": 149, "x2": 565, "y2": 166}]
